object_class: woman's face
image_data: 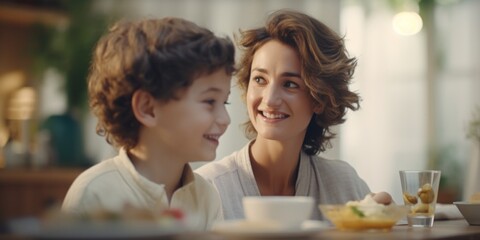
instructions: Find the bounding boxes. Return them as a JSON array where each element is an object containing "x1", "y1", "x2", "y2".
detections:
[{"x1": 247, "y1": 40, "x2": 316, "y2": 142}]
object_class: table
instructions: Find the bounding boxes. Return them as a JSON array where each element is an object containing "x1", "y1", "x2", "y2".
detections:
[
  {"x1": 203, "y1": 220, "x2": 480, "y2": 240},
  {"x1": 308, "y1": 220, "x2": 480, "y2": 240},
  {"x1": 2, "y1": 219, "x2": 478, "y2": 239}
]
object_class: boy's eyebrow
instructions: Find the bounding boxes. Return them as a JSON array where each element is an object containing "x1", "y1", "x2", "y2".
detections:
[
  {"x1": 251, "y1": 67, "x2": 301, "y2": 78},
  {"x1": 201, "y1": 87, "x2": 230, "y2": 94}
]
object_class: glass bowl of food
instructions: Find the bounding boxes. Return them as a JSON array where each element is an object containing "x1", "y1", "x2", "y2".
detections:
[{"x1": 319, "y1": 195, "x2": 409, "y2": 231}]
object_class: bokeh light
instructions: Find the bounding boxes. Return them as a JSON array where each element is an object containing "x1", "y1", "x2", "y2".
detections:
[{"x1": 392, "y1": 11, "x2": 423, "y2": 35}]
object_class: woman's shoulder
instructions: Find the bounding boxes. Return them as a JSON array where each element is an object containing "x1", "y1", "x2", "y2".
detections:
[
  {"x1": 307, "y1": 154, "x2": 363, "y2": 179},
  {"x1": 307, "y1": 154, "x2": 371, "y2": 195},
  {"x1": 309, "y1": 154, "x2": 355, "y2": 169}
]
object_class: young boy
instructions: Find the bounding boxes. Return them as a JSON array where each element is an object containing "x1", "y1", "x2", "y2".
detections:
[{"x1": 62, "y1": 18, "x2": 235, "y2": 230}]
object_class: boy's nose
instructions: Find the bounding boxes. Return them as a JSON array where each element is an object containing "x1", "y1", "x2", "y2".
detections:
[{"x1": 217, "y1": 107, "x2": 231, "y2": 128}]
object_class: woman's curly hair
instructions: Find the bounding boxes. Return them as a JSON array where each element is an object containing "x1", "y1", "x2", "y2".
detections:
[
  {"x1": 236, "y1": 10, "x2": 359, "y2": 155},
  {"x1": 88, "y1": 18, "x2": 235, "y2": 150}
]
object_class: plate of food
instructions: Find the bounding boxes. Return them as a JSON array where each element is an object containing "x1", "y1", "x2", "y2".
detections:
[
  {"x1": 319, "y1": 195, "x2": 409, "y2": 231},
  {"x1": 211, "y1": 219, "x2": 327, "y2": 238},
  {"x1": 8, "y1": 206, "x2": 189, "y2": 239}
]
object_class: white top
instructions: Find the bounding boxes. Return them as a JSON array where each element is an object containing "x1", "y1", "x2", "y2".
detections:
[
  {"x1": 195, "y1": 141, "x2": 371, "y2": 220},
  {"x1": 62, "y1": 148, "x2": 223, "y2": 230}
]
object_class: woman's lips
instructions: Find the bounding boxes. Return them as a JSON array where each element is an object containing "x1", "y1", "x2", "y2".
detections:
[{"x1": 259, "y1": 111, "x2": 289, "y2": 122}]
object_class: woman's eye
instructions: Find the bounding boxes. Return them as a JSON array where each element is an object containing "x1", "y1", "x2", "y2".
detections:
[{"x1": 284, "y1": 81, "x2": 299, "y2": 88}]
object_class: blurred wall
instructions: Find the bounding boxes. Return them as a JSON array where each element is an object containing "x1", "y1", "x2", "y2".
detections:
[{"x1": 340, "y1": 0, "x2": 480, "y2": 202}]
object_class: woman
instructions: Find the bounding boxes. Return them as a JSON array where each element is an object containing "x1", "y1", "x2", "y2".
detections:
[{"x1": 196, "y1": 9, "x2": 391, "y2": 220}]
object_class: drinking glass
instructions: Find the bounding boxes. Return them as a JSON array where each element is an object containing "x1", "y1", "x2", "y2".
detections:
[{"x1": 399, "y1": 170, "x2": 441, "y2": 227}]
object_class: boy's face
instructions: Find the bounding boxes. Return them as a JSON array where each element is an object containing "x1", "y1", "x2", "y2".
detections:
[{"x1": 151, "y1": 69, "x2": 231, "y2": 162}]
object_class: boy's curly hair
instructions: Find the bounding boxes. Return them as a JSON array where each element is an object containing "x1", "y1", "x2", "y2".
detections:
[
  {"x1": 88, "y1": 18, "x2": 235, "y2": 149},
  {"x1": 236, "y1": 10, "x2": 359, "y2": 155}
]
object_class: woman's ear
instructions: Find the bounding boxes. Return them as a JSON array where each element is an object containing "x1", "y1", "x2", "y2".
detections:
[
  {"x1": 313, "y1": 102, "x2": 324, "y2": 114},
  {"x1": 132, "y1": 90, "x2": 157, "y2": 127}
]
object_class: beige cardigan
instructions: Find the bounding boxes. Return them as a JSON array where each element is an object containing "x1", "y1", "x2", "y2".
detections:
[{"x1": 196, "y1": 141, "x2": 371, "y2": 220}]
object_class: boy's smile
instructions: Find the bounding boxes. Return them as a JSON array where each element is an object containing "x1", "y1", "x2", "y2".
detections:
[{"x1": 203, "y1": 133, "x2": 222, "y2": 146}]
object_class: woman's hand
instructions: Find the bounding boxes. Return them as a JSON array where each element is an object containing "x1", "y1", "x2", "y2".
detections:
[{"x1": 371, "y1": 191, "x2": 393, "y2": 205}]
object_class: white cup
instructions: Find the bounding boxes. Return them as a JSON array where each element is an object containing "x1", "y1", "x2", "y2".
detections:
[{"x1": 242, "y1": 196, "x2": 314, "y2": 229}]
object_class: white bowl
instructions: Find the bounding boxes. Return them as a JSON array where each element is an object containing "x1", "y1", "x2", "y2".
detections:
[
  {"x1": 242, "y1": 196, "x2": 314, "y2": 229},
  {"x1": 453, "y1": 201, "x2": 480, "y2": 225}
]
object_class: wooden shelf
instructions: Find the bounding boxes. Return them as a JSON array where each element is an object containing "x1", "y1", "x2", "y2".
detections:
[
  {"x1": 0, "y1": 4, "x2": 68, "y2": 26},
  {"x1": 0, "y1": 168, "x2": 83, "y2": 221}
]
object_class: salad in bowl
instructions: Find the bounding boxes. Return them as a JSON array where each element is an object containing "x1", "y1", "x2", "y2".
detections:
[{"x1": 319, "y1": 194, "x2": 409, "y2": 231}]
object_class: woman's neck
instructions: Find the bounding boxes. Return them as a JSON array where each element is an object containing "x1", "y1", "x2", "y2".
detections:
[{"x1": 249, "y1": 138, "x2": 303, "y2": 196}]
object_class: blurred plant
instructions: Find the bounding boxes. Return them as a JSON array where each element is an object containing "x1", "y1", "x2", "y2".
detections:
[
  {"x1": 30, "y1": 0, "x2": 109, "y2": 114},
  {"x1": 28, "y1": 0, "x2": 111, "y2": 167},
  {"x1": 466, "y1": 106, "x2": 480, "y2": 142},
  {"x1": 430, "y1": 144, "x2": 463, "y2": 202}
]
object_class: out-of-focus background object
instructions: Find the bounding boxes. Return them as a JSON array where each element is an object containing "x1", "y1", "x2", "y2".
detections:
[
  {"x1": 0, "y1": 0, "x2": 106, "y2": 168},
  {"x1": 464, "y1": 106, "x2": 480, "y2": 200},
  {"x1": 0, "y1": 0, "x2": 108, "y2": 224},
  {"x1": 3, "y1": 86, "x2": 36, "y2": 168},
  {"x1": 0, "y1": 168, "x2": 83, "y2": 223},
  {"x1": 453, "y1": 201, "x2": 480, "y2": 225}
]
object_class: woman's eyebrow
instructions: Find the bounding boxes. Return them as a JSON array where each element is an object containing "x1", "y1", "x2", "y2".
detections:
[
  {"x1": 281, "y1": 72, "x2": 301, "y2": 78},
  {"x1": 251, "y1": 67, "x2": 301, "y2": 78},
  {"x1": 251, "y1": 67, "x2": 268, "y2": 74}
]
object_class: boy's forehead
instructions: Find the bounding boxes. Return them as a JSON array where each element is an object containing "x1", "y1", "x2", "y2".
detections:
[{"x1": 170, "y1": 70, "x2": 231, "y2": 98}]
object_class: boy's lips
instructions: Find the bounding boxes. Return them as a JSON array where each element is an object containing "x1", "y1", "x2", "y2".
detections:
[{"x1": 204, "y1": 133, "x2": 222, "y2": 145}]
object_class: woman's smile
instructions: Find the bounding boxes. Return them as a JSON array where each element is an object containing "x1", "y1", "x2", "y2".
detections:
[{"x1": 259, "y1": 110, "x2": 289, "y2": 122}]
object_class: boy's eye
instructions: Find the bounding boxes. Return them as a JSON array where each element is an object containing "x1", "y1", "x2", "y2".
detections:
[
  {"x1": 204, "y1": 99, "x2": 216, "y2": 105},
  {"x1": 204, "y1": 98, "x2": 230, "y2": 106},
  {"x1": 253, "y1": 76, "x2": 266, "y2": 84}
]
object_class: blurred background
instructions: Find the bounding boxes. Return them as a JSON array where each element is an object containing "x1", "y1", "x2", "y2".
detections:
[{"x1": 0, "y1": 0, "x2": 479, "y2": 222}]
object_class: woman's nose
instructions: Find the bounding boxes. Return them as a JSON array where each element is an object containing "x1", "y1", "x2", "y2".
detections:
[{"x1": 263, "y1": 84, "x2": 282, "y2": 107}]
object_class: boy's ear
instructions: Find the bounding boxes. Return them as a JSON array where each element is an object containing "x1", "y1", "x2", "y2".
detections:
[{"x1": 131, "y1": 90, "x2": 157, "y2": 127}]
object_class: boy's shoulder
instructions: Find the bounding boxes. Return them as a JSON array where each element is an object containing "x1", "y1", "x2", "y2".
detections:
[
  {"x1": 70, "y1": 155, "x2": 121, "y2": 190},
  {"x1": 192, "y1": 172, "x2": 218, "y2": 192}
]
